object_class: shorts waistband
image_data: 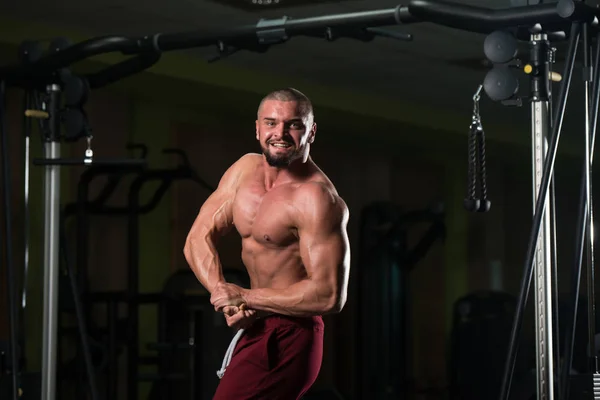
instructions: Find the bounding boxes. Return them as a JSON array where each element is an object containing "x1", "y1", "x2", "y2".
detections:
[{"x1": 255, "y1": 314, "x2": 324, "y2": 332}]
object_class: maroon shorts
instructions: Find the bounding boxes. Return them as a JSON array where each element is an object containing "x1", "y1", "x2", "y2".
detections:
[{"x1": 213, "y1": 314, "x2": 324, "y2": 400}]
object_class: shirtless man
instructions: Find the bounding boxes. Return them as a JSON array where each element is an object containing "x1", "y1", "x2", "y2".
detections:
[{"x1": 183, "y1": 88, "x2": 350, "y2": 399}]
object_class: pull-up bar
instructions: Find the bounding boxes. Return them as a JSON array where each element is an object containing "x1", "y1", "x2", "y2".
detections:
[
  {"x1": 1, "y1": 0, "x2": 597, "y2": 86},
  {"x1": 1, "y1": 1, "x2": 599, "y2": 400}
]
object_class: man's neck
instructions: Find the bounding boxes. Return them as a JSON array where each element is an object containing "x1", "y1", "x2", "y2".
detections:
[{"x1": 262, "y1": 156, "x2": 312, "y2": 190}]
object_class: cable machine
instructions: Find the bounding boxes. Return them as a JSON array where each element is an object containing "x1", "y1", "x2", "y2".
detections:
[{"x1": 1, "y1": 1, "x2": 600, "y2": 399}]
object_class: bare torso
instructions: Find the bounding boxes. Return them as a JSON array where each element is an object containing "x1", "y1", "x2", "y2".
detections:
[{"x1": 231, "y1": 155, "x2": 335, "y2": 290}]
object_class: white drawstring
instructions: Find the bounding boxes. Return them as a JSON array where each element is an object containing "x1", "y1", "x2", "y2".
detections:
[{"x1": 216, "y1": 328, "x2": 245, "y2": 379}]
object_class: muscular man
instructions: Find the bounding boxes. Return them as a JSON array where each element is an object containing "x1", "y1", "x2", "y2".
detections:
[{"x1": 183, "y1": 88, "x2": 350, "y2": 399}]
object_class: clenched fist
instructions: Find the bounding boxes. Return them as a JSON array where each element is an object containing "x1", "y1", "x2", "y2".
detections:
[
  {"x1": 210, "y1": 282, "x2": 248, "y2": 312},
  {"x1": 222, "y1": 305, "x2": 257, "y2": 330}
]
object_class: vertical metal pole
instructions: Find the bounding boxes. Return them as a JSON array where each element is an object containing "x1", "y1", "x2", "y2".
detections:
[
  {"x1": 530, "y1": 32, "x2": 555, "y2": 400},
  {"x1": 545, "y1": 44, "x2": 562, "y2": 400},
  {"x1": 581, "y1": 22, "x2": 598, "y2": 375},
  {"x1": 531, "y1": 98, "x2": 555, "y2": 400},
  {"x1": 41, "y1": 84, "x2": 61, "y2": 400},
  {"x1": 499, "y1": 23, "x2": 579, "y2": 400},
  {"x1": 22, "y1": 91, "x2": 31, "y2": 312}
]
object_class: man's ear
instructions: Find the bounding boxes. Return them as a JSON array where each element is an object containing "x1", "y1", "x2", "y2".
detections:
[
  {"x1": 308, "y1": 122, "x2": 317, "y2": 144},
  {"x1": 255, "y1": 120, "x2": 259, "y2": 140}
]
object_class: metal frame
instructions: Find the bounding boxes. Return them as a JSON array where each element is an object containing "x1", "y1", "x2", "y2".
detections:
[
  {"x1": 531, "y1": 83, "x2": 555, "y2": 400},
  {"x1": 41, "y1": 98, "x2": 61, "y2": 400}
]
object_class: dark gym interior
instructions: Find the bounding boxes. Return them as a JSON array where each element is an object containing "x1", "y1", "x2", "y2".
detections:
[{"x1": 1, "y1": 0, "x2": 600, "y2": 399}]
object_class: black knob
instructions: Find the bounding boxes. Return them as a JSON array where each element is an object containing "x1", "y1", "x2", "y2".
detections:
[
  {"x1": 463, "y1": 198, "x2": 480, "y2": 212},
  {"x1": 477, "y1": 199, "x2": 491, "y2": 213}
]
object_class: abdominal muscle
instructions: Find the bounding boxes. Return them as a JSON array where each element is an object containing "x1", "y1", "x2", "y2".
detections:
[{"x1": 240, "y1": 237, "x2": 307, "y2": 290}]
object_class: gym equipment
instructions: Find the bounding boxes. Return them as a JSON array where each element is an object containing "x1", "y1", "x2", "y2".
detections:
[
  {"x1": 0, "y1": 38, "x2": 153, "y2": 400},
  {"x1": 125, "y1": 148, "x2": 213, "y2": 399},
  {"x1": 464, "y1": 85, "x2": 491, "y2": 213},
  {"x1": 57, "y1": 145, "x2": 213, "y2": 399},
  {"x1": 473, "y1": 7, "x2": 600, "y2": 400},
  {"x1": 57, "y1": 144, "x2": 147, "y2": 399},
  {"x1": 1, "y1": 2, "x2": 600, "y2": 399},
  {"x1": 57, "y1": 208, "x2": 101, "y2": 400},
  {"x1": 357, "y1": 201, "x2": 445, "y2": 399}
]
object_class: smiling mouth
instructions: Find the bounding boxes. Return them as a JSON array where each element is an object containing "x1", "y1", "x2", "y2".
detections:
[{"x1": 269, "y1": 142, "x2": 292, "y2": 149}]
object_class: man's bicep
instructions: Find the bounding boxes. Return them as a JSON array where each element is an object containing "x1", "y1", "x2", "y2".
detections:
[
  {"x1": 305, "y1": 231, "x2": 349, "y2": 275},
  {"x1": 188, "y1": 154, "x2": 252, "y2": 236},
  {"x1": 299, "y1": 207, "x2": 350, "y2": 281},
  {"x1": 193, "y1": 190, "x2": 234, "y2": 235},
  {"x1": 298, "y1": 216, "x2": 350, "y2": 313}
]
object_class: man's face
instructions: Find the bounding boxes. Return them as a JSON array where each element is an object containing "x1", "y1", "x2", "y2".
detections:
[{"x1": 255, "y1": 100, "x2": 316, "y2": 168}]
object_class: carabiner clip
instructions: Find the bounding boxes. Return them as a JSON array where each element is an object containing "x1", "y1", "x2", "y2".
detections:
[{"x1": 472, "y1": 84, "x2": 483, "y2": 127}]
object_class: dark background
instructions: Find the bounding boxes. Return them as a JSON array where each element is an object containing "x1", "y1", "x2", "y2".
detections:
[{"x1": 0, "y1": 0, "x2": 597, "y2": 398}]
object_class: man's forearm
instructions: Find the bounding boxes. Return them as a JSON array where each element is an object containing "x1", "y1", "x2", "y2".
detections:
[
  {"x1": 184, "y1": 228, "x2": 225, "y2": 293},
  {"x1": 243, "y1": 279, "x2": 339, "y2": 317}
]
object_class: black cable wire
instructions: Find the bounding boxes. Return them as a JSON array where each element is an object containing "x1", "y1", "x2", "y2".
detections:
[
  {"x1": 59, "y1": 210, "x2": 101, "y2": 400},
  {"x1": 0, "y1": 80, "x2": 20, "y2": 400}
]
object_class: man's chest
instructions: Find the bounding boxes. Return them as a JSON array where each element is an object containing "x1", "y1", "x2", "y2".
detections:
[{"x1": 232, "y1": 181, "x2": 298, "y2": 245}]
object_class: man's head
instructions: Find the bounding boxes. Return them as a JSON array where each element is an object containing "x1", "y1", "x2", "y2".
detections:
[{"x1": 255, "y1": 88, "x2": 316, "y2": 168}]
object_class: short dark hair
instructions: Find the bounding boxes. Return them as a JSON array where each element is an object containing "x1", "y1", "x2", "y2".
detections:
[{"x1": 258, "y1": 87, "x2": 314, "y2": 120}]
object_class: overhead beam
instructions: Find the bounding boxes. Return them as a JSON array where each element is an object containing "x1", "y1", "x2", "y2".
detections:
[
  {"x1": 0, "y1": 12, "x2": 587, "y2": 159},
  {"x1": 0, "y1": 15, "x2": 532, "y2": 140}
]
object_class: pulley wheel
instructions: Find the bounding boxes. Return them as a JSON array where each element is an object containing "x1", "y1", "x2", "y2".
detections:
[
  {"x1": 63, "y1": 108, "x2": 87, "y2": 141},
  {"x1": 64, "y1": 76, "x2": 90, "y2": 107},
  {"x1": 484, "y1": 66, "x2": 519, "y2": 102},
  {"x1": 484, "y1": 30, "x2": 518, "y2": 64}
]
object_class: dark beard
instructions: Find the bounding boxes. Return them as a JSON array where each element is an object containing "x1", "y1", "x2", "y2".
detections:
[{"x1": 262, "y1": 144, "x2": 296, "y2": 167}]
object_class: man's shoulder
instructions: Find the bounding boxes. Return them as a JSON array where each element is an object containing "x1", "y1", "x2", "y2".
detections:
[
  {"x1": 232, "y1": 153, "x2": 262, "y2": 168},
  {"x1": 292, "y1": 181, "x2": 348, "y2": 230},
  {"x1": 295, "y1": 165, "x2": 340, "y2": 200},
  {"x1": 227, "y1": 153, "x2": 262, "y2": 177},
  {"x1": 218, "y1": 153, "x2": 261, "y2": 190},
  {"x1": 296, "y1": 180, "x2": 335, "y2": 198},
  {"x1": 295, "y1": 180, "x2": 348, "y2": 216}
]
